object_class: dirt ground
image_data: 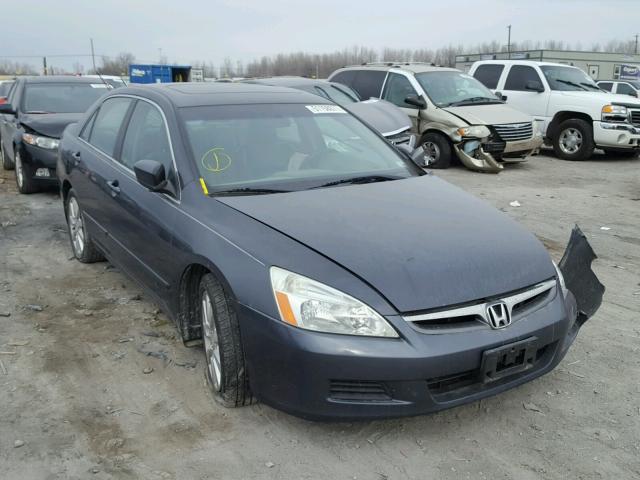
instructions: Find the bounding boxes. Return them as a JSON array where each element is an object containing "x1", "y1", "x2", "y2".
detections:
[{"x1": 1, "y1": 151, "x2": 639, "y2": 480}]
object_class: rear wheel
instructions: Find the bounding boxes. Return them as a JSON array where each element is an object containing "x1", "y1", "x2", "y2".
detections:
[
  {"x1": 420, "y1": 132, "x2": 452, "y2": 169},
  {"x1": 199, "y1": 273, "x2": 252, "y2": 407},
  {"x1": 65, "y1": 190, "x2": 104, "y2": 263},
  {"x1": 15, "y1": 150, "x2": 38, "y2": 194},
  {"x1": 1, "y1": 142, "x2": 14, "y2": 170},
  {"x1": 552, "y1": 119, "x2": 594, "y2": 161}
]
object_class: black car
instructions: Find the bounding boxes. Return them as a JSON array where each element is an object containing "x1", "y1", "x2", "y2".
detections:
[
  {"x1": 57, "y1": 83, "x2": 603, "y2": 420},
  {"x1": 0, "y1": 76, "x2": 110, "y2": 193}
]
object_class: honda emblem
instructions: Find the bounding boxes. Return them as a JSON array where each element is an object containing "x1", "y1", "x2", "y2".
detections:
[{"x1": 486, "y1": 301, "x2": 511, "y2": 329}]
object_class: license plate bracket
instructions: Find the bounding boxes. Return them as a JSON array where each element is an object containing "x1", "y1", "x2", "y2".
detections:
[{"x1": 481, "y1": 337, "x2": 539, "y2": 383}]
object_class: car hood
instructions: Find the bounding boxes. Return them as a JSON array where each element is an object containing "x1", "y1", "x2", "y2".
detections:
[
  {"x1": 218, "y1": 176, "x2": 555, "y2": 313},
  {"x1": 19, "y1": 113, "x2": 83, "y2": 138},
  {"x1": 343, "y1": 99, "x2": 412, "y2": 136},
  {"x1": 444, "y1": 103, "x2": 532, "y2": 126},
  {"x1": 553, "y1": 90, "x2": 640, "y2": 107}
]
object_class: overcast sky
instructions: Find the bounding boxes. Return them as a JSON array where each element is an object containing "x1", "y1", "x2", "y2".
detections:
[{"x1": 2, "y1": 0, "x2": 639, "y2": 72}]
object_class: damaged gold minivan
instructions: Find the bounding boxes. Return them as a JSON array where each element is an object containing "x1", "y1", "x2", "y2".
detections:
[{"x1": 329, "y1": 63, "x2": 543, "y2": 173}]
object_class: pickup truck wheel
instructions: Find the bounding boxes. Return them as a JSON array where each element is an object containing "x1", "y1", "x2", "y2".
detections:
[
  {"x1": 420, "y1": 132, "x2": 452, "y2": 168},
  {"x1": 65, "y1": 190, "x2": 105, "y2": 263},
  {"x1": 553, "y1": 119, "x2": 594, "y2": 161},
  {"x1": 15, "y1": 150, "x2": 39, "y2": 194},
  {"x1": 199, "y1": 273, "x2": 253, "y2": 408},
  {"x1": 1, "y1": 142, "x2": 14, "y2": 170}
]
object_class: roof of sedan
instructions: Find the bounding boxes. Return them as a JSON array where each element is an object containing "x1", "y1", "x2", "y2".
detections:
[
  {"x1": 120, "y1": 82, "x2": 332, "y2": 107},
  {"x1": 246, "y1": 77, "x2": 335, "y2": 87},
  {"x1": 22, "y1": 75, "x2": 108, "y2": 84}
]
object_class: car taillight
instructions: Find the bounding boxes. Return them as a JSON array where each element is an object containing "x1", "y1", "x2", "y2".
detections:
[{"x1": 0, "y1": 97, "x2": 7, "y2": 105}]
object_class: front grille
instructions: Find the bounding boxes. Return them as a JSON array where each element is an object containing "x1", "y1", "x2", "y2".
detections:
[
  {"x1": 630, "y1": 109, "x2": 640, "y2": 126},
  {"x1": 493, "y1": 122, "x2": 533, "y2": 142},
  {"x1": 483, "y1": 141, "x2": 506, "y2": 154},
  {"x1": 329, "y1": 380, "x2": 392, "y2": 402}
]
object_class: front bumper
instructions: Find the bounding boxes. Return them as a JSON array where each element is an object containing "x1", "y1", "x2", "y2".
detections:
[
  {"x1": 453, "y1": 134, "x2": 543, "y2": 173},
  {"x1": 593, "y1": 121, "x2": 640, "y2": 149},
  {"x1": 22, "y1": 144, "x2": 59, "y2": 183}
]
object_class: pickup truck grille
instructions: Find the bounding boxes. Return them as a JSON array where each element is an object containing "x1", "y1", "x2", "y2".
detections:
[
  {"x1": 630, "y1": 109, "x2": 640, "y2": 126},
  {"x1": 493, "y1": 122, "x2": 533, "y2": 142}
]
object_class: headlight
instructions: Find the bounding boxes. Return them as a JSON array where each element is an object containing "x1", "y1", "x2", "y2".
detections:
[
  {"x1": 601, "y1": 104, "x2": 628, "y2": 122},
  {"x1": 553, "y1": 261, "x2": 568, "y2": 298},
  {"x1": 456, "y1": 125, "x2": 490, "y2": 138},
  {"x1": 22, "y1": 133, "x2": 59, "y2": 150},
  {"x1": 270, "y1": 267, "x2": 398, "y2": 337}
]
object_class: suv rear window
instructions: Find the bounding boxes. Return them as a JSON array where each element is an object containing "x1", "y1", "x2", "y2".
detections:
[
  {"x1": 472, "y1": 64, "x2": 504, "y2": 89},
  {"x1": 504, "y1": 65, "x2": 542, "y2": 91},
  {"x1": 351, "y1": 71, "x2": 387, "y2": 100}
]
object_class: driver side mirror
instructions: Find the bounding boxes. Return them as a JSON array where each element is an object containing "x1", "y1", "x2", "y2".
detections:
[
  {"x1": 404, "y1": 94, "x2": 426, "y2": 109},
  {"x1": 0, "y1": 103, "x2": 16, "y2": 115},
  {"x1": 134, "y1": 159, "x2": 168, "y2": 192},
  {"x1": 495, "y1": 91, "x2": 508, "y2": 101},
  {"x1": 525, "y1": 80, "x2": 545, "y2": 93}
]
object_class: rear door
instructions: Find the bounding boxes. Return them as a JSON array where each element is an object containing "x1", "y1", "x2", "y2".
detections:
[{"x1": 499, "y1": 64, "x2": 550, "y2": 120}]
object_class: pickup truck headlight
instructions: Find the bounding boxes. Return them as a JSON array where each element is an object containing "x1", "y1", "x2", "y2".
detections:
[
  {"x1": 456, "y1": 125, "x2": 491, "y2": 138},
  {"x1": 270, "y1": 266, "x2": 398, "y2": 337},
  {"x1": 22, "y1": 133, "x2": 60, "y2": 150},
  {"x1": 601, "y1": 104, "x2": 628, "y2": 122}
]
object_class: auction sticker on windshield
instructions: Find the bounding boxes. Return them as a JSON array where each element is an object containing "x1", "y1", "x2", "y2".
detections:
[{"x1": 305, "y1": 105, "x2": 346, "y2": 114}]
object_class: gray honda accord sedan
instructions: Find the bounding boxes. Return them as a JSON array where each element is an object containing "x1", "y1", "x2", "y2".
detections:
[{"x1": 57, "y1": 83, "x2": 604, "y2": 420}]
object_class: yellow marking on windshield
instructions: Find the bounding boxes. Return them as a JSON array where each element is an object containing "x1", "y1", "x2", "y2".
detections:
[
  {"x1": 199, "y1": 177, "x2": 209, "y2": 195},
  {"x1": 201, "y1": 147, "x2": 232, "y2": 173}
]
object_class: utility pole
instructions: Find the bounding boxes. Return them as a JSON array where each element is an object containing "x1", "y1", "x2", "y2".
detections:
[
  {"x1": 635, "y1": 34, "x2": 639, "y2": 55},
  {"x1": 507, "y1": 25, "x2": 512, "y2": 59},
  {"x1": 43, "y1": 56, "x2": 48, "y2": 76},
  {"x1": 90, "y1": 38, "x2": 97, "y2": 74}
]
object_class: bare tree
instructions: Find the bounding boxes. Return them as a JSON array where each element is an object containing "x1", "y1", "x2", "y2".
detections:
[{"x1": 98, "y1": 52, "x2": 135, "y2": 76}]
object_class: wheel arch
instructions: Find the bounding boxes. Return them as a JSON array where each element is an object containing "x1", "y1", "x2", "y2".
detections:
[{"x1": 548, "y1": 111, "x2": 593, "y2": 139}]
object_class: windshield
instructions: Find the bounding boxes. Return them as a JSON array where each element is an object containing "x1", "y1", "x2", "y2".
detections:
[
  {"x1": 415, "y1": 71, "x2": 499, "y2": 107},
  {"x1": 540, "y1": 66, "x2": 600, "y2": 91},
  {"x1": 22, "y1": 83, "x2": 109, "y2": 113},
  {"x1": 307, "y1": 85, "x2": 359, "y2": 106},
  {"x1": 180, "y1": 103, "x2": 419, "y2": 194}
]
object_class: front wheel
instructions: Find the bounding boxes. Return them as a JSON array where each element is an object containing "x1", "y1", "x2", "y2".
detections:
[
  {"x1": 15, "y1": 150, "x2": 39, "y2": 194},
  {"x1": 420, "y1": 132, "x2": 452, "y2": 169},
  {"x1": 199, "y1": 273, "x2": 253, "y2": 407},
  {"x1": 552, "y1": 119, "x2": 595, "y2": 161}
]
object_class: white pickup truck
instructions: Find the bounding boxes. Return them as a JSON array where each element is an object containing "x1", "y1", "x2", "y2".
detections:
[{"x1": 469, "y1": 60, "x2": 640, "y2": 160}]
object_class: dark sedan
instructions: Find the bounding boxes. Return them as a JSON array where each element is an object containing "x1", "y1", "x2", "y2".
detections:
[
  {"x1": 57, "y1": 83, "x2": 603, "y2": 420},
  {"x1": 0, "y1": 76, "x2": 109, "y2": 193}
]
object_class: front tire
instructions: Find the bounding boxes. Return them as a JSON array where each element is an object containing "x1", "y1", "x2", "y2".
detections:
[
  {"x1": 552, "y1": 119, "x2": 594, "y2": 161},
  {"x1": 1, "y1": 142, "x2": 14, "y2": 170},
  {"x1": 65, "y1": 189, "x2": 104, "y2": 263},
  {"x1": 199, "y1": 273, "x2": 252, "y2": 407},
  {"x1": 420, "y1": 132, "x2": 452, "y2": 169},
  {"x1": 15, "y1": 150, "x2": 39, "y2": 194}
]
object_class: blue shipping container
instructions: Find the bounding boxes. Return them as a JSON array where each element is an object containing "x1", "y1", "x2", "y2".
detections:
[{"x1": 129, "y1": 64, "x2": 192, "y2": 84}]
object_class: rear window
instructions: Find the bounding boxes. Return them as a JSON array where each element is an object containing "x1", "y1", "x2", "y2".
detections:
[
  {"x1": 0, "y1": 82, "x2": 14, "y2": 97},
  {"x1": 22, "y1": 83, "x2": 109, "y2": 114},
  {"x1": 598, "y1": 82, "x2": 613, "y2": 92},
  {"x1": 473, "y1": 64, "x2": 504, "y2": 89}
]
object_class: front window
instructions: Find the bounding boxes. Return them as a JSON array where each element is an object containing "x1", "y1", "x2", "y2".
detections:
[
  {"x1": 539, "y1": 66, "x2": 600, "y2": 92},
  {"x1": 22, "y1": 83, "x2": 109, "y2": 114},
  {"x1": 180, "y1": 103, "x2": 420, "y2": 194},
  {"x1": 415, "y1": 71, "x2": 499, "y2": 107}
]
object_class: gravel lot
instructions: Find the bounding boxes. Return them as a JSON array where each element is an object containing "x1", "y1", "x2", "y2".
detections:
[{"x1": 1, "y1": 152, "x2": 639, "y2": 480}]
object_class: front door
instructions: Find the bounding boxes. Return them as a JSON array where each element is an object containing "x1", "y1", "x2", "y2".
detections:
[{"x1": 500, "y1": 64, "x2": 550, "y2": 121}]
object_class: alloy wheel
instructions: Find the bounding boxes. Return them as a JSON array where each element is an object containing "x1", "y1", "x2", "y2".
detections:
[
  {"x1": 559, "y1": 128, "x2": 583, "y2": 155},
  {"x1": 67, "y1": 197, "x2": 86, "y2": 256},
  {"x1": 202, "y1": 291, "x2": 222, "y2": 392},
  {"x1": 422, "y1": 141, "x2": 441, "y2": 165}
]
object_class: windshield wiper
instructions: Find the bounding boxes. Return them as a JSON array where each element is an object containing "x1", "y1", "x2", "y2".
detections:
[
  {"x1": 312, "y1": 174, "x2": 400, "y2": 189},
  {"x1": 447, "y1": 97, "x2": 501, "y2": 107},
  {"x1": 554, "y1": 79, "x2": 588, "y2": 91},
  {"x1": 210, "y1": 187, "x2": 289, "y2": 196}
]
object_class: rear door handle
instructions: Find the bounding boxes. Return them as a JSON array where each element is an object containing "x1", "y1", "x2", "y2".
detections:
[{"x1": 107, "y1": 179, "x2": 120, "y2": 195}]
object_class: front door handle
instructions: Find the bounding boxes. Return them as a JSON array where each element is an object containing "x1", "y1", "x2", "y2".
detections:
[{"x1": 107, "y1": 179, "x2": 120, "y2": 196}]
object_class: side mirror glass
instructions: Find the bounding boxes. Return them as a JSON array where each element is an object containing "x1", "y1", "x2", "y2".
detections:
[
  {"x1": 134, "y1": 159, "x2": 167, "y2": 192},
  {"x1": 404, "y1": 94, "x2": 426, "y2": 109},
  {"x1": 0, "y1": 103, "x2": 16, "y2": 115},
  {"x1": 525, "y1": 80, "x2": 545, "y2": 93},
  {"x1": 495, "y1": 91, "x2": 508, "y2": 101}
]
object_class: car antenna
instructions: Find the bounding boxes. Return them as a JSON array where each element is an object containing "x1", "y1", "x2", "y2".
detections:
[{"x1": 89, "y1": 38, "x2": 111, "y2": 89}]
